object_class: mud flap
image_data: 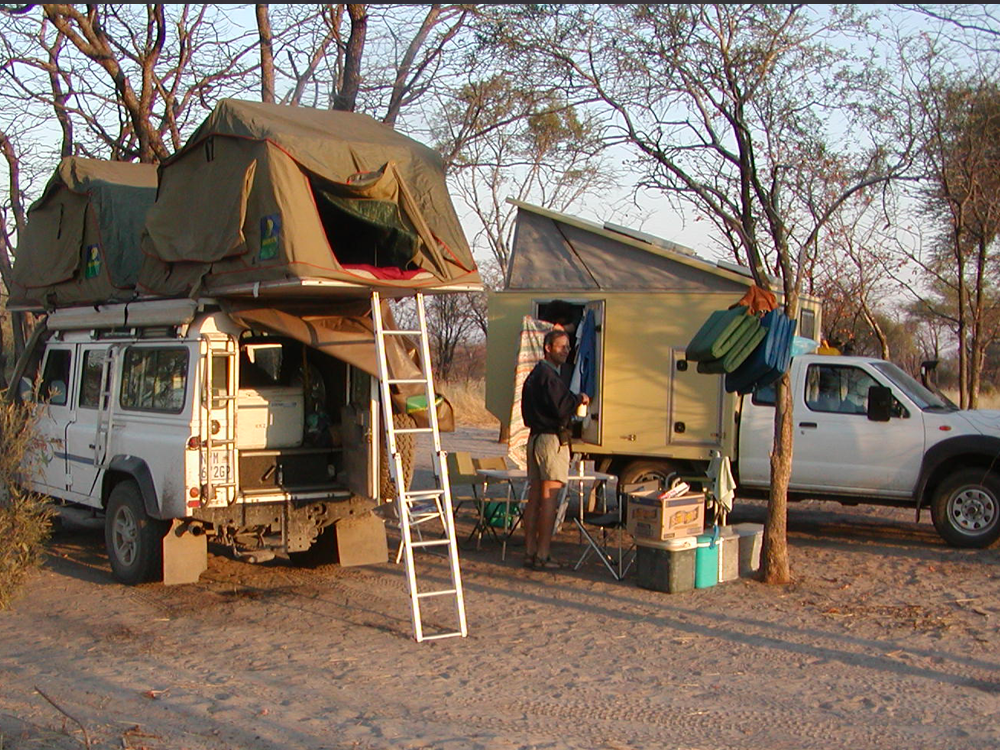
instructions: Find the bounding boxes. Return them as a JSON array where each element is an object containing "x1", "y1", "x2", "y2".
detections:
[
  {"x1": 336, "y1": 512, "x2": 388, "y2": 567},
  {"x1": 162, "y1": 520, "x2": 208, "y2": 585}
]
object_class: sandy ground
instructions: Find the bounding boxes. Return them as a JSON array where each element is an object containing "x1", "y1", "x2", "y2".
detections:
[{"x1": 2, "y1": 426, "x2": 1000, "y2": 750}]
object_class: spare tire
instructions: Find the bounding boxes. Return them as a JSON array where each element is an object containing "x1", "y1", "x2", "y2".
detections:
[{"x1": 379, "y1": 412, "x2": 416, "y2": 502}]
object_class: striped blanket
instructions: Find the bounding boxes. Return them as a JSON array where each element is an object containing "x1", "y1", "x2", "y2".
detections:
[{"x1": 507, "y1": 316, "x2": 555, "y2": 469}]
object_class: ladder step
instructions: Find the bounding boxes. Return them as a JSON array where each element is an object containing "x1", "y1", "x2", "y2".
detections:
[
  {"x1": 416, "y1": 588, "x2": 458, "y2": 599},
  {"x1": 404, "y1": 490, "x2": 445, "y2": 500},
  {"x1": 382, "y1": 329, "x2": 422, "y2": 336},
  {"x1": 419, "y1": 631, "x2": 465, "y2": 641},
  {"x1": 410, "y1": 539, "x2": 452, "y2": 549},
  {"x1": 387, "y1": 378, "x2": 429, "y2": 385},
  {"x1": 394, "y1": 427, "x2": 434, "y2": 434}
]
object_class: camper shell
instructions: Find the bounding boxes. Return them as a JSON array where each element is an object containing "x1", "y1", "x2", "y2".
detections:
[
  {"x1": 11, "y1": 100, "x2": 479, "y2": 585},
  {"x1": 485, "y1": 201, "x2": 821, "y2": 485}
]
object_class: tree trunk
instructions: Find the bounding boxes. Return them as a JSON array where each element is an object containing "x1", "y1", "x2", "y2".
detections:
[
  {"x1": 762, "y1": 369, "x2": 792, "y2": 584},
  {"x1": 334, "y1": 5, "x2": 367, "y2": 112},
  {"x1": 256, "y1": 4, "x2": 275, "y2": 104}
]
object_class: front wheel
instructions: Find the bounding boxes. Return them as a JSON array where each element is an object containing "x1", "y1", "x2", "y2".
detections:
[
  {"x1": 105, "y1": 480, "x2": 168, "y2": 584},
  {"x1": 931, "y1": 468, "x2": 1000, "y2": 548}
]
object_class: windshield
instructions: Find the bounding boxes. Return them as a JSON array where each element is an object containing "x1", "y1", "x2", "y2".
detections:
[{"x1": 871, "y1": 361, "x2": 956, "y2": 411}]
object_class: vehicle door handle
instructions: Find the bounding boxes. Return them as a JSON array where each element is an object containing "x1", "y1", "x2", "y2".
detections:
[{"x1": 798, "y1": 422, "x2": 817, "y2": 429}]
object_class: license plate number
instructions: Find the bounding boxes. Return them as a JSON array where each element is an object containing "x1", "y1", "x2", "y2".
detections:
[{"x1": 209, "y1": 451, "x2": 230, "y2": 482}]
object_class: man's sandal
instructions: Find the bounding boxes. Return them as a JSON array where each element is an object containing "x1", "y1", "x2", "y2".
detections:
[
  {"x1": 535, "y1": 557, "x2": 563, "y2": 570},
  {"x1": 522, "y1": 555, "x2": 537, "y2": 569}
]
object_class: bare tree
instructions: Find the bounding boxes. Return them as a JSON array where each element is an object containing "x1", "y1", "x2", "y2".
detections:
[
  {"x1": 435, "y1": 74, "x2": 616, "y2": 271},
  {"x1": 492, "y1": 4, "x2": 910, "y2": 583},
  {"x1": 908, "y1": 74, "x2": 1000, "y2": 408},
  {"x1": 256, "y1": 4, "x2": 275, "y2": 104}
]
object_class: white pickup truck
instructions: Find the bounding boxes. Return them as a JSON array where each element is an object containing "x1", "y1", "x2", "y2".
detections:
[{"x1": 732, "y1": 354, "x2": 1000, "y2": 548}]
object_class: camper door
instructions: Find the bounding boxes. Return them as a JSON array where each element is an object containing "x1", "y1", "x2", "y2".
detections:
[{"x1": 532, "y1": 297, "x2": 604, "y2": 446}]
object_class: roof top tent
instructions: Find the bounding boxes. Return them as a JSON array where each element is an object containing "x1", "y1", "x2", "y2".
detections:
[
  {"x1": 485, "y1": 200, "x2": 821, "y2": 470},
  {"x1": 9, "y1": 158, "x2": 158, "y2": 310},
  {"x1": 138, "y1": 98, "x2": 481, "y2": 302}
]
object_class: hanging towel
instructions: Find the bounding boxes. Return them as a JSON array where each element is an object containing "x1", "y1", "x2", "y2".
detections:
[
  {"x1": 570, "y1": 308, "x2": 597, "y2": 398},
  {"x1": 507, "y1": 316, "x2": 555, "y2": 470},
  {"x1": 707, "y1": 451, "x2": 737, "y2": 512}
]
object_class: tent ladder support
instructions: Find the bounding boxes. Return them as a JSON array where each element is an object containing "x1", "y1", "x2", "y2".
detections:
[{"x1": 371, "y1": 290, "x2": 467, "y2": 643}]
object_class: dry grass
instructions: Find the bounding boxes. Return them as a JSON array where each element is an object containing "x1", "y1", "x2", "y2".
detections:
[
  {"x1": 0, "y1": 394, "x2": 53, "y2": 610},
  {"x1": 439, "y1": 378, "x2": 499, "y2": 428},
  {"x1": 942, "y1": 390, "x2": 1000, "y2": 410}
]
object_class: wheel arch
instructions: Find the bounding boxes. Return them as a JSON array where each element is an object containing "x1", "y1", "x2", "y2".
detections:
[
  {"x1": 610, "y1": 455, "x2": 707, "y2": 490},
  {"x1": 102, "y1": 456, "x2": 162, "y2": 520},
  {"x1": 915, "y1": 436, "x2": 1000, "y2": 514}
]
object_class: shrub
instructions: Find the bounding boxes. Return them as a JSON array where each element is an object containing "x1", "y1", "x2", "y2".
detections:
[
  {"x1": 0, "y1": 394, "x2": 53, "y2": 609},
  {"x1": 438, "y1": 377, "x2": 499, "y2": 428}
]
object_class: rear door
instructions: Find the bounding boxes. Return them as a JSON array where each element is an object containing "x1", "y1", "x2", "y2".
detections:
[
  {"x1": 341, "y1": 367, "x2": 377, "y2": 499},
  {"x1": 65, "y1": 344, "x2": 116, "y2": 500}
]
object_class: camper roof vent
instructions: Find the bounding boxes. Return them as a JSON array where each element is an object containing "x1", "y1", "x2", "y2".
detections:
[{"x1": 602, "y1": 222, "x2": 697, "y2": 257}]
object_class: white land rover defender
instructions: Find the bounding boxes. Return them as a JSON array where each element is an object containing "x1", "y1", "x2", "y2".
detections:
[{"x1": 15, "y1": 298, "x2": 390, "y2": 585}]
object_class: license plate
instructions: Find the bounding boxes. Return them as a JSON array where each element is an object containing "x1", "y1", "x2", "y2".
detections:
[{"x1": 209, "y1": 451, "x2": 230, "y2": 482}]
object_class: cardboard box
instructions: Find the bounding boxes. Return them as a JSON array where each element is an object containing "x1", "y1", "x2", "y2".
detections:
[{"x1": 626, "y1": 490, "x2": 705, "y2": 542}]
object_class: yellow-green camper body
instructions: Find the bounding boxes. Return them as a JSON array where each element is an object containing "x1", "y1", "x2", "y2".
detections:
[{"x1": 485, "y1": 201, "x2": 821, "y2": 476}]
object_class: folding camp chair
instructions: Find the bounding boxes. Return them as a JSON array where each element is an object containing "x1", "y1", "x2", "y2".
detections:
[
  {"x1": 446, "y1": 450, "x2": 481, "y2": 518},
  {"x1": 572, "y1": 480, "x2": 654, "y2": 580}
]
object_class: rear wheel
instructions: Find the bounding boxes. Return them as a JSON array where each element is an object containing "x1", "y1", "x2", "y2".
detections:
[
  {"x1": 105, "y1": 481, "x2": 168, "y2": 584},
  {"x1": 931, "y1": 468, "x2": 1000, "y2": 548}
]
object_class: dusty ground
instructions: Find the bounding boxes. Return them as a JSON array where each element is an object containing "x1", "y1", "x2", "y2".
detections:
[{"x1": 2, "y1": 426, "x2": 1000, "y2": 750}]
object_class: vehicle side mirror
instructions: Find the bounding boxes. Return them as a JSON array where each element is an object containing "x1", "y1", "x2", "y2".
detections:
[
  {"x1": 867, "y1": 385, "x2": 892, "y2": 422},
  {"x1": 18, "y1": 376, "x2": 35, "y2": 403}
]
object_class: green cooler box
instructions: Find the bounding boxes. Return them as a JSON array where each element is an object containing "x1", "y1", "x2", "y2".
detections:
[{"x1": 636, "y1": 536, "x2": 697, "y2": 593}]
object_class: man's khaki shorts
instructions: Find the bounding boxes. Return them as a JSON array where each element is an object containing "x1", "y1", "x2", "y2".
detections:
[{"x1": 526, "y1": 433, "x2": 569, "y2": 484}]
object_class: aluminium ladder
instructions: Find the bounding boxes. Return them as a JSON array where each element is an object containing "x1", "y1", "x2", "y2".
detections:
[{"x1": 371, "y1": 290, "x2": 468, "y2": 643}]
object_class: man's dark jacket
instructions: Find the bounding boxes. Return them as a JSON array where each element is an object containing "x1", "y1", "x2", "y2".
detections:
[{"x1": 521, "y1": 360, "x2": 583, "y2": 434}]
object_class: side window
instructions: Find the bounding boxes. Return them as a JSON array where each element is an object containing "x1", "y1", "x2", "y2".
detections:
[
  {"x1": 798, "y1": 308, "x2": 816, "y2": 341},
  {"x1": 805, "y1": 364, "x2": 877, "y2": 415},
  {"x1": 40, "y1": 348, "x2": 72, "y2": 406},
  {"x1": 752, "y1": 382, "x2": 776, "y2": 406},
  {"x1": 120, "y1": 347, "x2": 189, "y2": 414},
  {"x1": 78, "y1": 349, "x2": 108, "y2": 409}
]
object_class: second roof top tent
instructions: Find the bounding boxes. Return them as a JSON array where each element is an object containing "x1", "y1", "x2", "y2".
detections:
[{"x1": 138, "y1": 98, "x2": 480, "y2": 300}]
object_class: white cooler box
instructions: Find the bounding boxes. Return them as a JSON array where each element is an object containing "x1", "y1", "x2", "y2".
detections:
[{"x1": 236, "y1": 387, "x2": 304, "y2": 450}]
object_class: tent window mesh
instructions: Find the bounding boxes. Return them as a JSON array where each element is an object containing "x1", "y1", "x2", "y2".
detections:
[{"x1": 310, "y1": 177, "x2": 419, "y2": 269}]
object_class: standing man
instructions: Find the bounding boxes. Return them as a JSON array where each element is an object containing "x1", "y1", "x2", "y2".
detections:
[{"x1": 520, "y1": 329, "x2": 589, "y2": 569}]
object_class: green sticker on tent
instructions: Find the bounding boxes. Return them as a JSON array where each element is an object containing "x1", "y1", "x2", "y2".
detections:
[
  {"x1": 84, "y1": 245, "x2": 101, "y2": 279},
  {"x1": 260, "y1": 214, "x2": 281, "y2": 260}
]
